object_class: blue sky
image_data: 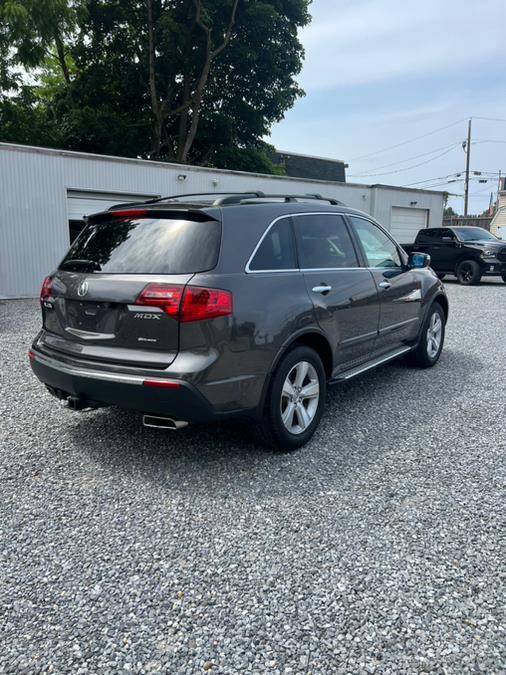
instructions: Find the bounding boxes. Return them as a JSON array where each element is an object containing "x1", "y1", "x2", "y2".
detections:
[{"x1": 268, "y1": 0, "x2": 506, "y2": 214}]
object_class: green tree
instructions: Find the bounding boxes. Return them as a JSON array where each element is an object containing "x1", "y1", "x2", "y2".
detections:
[{"x1": 0, "y1": 0, "x2": 310, "y2": 173}]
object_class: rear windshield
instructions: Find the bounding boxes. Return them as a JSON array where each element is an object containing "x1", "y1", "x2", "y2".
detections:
[{"x1": 60, "y1": 217, "x2": 221, "y2": 274}]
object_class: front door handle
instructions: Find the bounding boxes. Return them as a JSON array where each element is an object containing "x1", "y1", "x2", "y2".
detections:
[
  {"x1": 312, "y1": 284, "x2": 332, "y2": 294},
  {"x1": 378, "y1": 281, "x2": 391, "y2": 290}
]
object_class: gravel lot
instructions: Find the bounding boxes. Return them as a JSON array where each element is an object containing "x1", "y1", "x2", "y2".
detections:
[{"x1": 1, "y1": 280, "x2": 505, "y2": 674}]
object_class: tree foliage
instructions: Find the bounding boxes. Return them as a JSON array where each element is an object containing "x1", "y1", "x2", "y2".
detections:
[{"x1": 0, "y1": 0, "x2": 310, "y2": 173}]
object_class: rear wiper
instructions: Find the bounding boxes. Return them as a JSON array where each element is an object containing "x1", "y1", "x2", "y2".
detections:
[{"x1": 60, "y1": 259, "x2": 102, "y2": 271}]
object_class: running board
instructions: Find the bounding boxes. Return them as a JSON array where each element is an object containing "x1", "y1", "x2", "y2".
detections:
[{"x1": 330, "y1": 346, "x2": 412, "y2": 382}]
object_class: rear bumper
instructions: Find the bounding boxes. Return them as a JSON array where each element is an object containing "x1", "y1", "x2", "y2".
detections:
[{"x1": 29, "y1": 348, "x2": 236, "y2": 423}]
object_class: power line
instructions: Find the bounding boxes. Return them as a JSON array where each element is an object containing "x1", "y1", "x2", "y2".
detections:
[
  {"x1": 472, "y1": 116, "x2": 506, "y2": 123},
  {"x1": 348, "y1": 118, "x2": 468, "y2": 163},
  {"x1": 403, "y1": 172, "x2": 463, "y2": 187},
  {"x1": 348, "y1": 142, "x2": 461, "y2": 177},
  {"x1": 348, "y1": 145, "x2": 459, "y2": 178}
]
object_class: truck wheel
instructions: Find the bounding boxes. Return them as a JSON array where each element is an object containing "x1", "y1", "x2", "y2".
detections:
[
  {"x1": 257, "y1": 345, "x2": 326, "y2": 451},
  {"x1": 406, "y1": 303, "x2": 445, "y2": 369},
  {"x1": 456, "y1": 260, "x2": 481, "y2": 285},
  {"x1": 436, "y1": 273, "x2": 446, "y2": 280}
]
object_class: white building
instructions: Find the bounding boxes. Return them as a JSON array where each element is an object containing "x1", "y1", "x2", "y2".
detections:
[
  {"x1": 0, "y1": 142, "x2": 444, "y2": 299},
  {"x1": 490, "y1": 190, "x2": 506, "y2": 240}
]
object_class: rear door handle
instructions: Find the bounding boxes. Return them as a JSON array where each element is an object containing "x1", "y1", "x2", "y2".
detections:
[
  {"x1": 378, "y1": 281, "x2": 391, "y2": 290},
  {"x1": 312, "y1": 285, "x2": 332, "y2": 294}
]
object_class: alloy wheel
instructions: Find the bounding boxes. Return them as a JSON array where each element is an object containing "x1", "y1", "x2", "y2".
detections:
[
  {"x1": 460, "y1": 262, "x2": 473, "y2": 283},
  {"x1": 426, "y1": 312, "x2": 443, "y2": 359},
  {"x1": 280, "y1": 361, "x2": 320, "y2": 435}
]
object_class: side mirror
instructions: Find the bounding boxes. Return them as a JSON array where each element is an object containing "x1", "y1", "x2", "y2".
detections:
[{"x1": 408, "y1": 252, "x2": 431, "y2": 269}]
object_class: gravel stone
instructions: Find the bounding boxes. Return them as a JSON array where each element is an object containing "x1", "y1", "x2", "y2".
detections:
[{"x1": 0, "y1": 279, "x2": 505, "y2": 674}]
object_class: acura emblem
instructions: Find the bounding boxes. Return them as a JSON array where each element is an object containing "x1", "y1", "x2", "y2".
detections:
[{"x1": 77, "y1": 281, "x2": 89, "y2": 297}]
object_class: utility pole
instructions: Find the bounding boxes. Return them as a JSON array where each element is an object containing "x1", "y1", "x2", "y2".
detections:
[
  {"x1": 464, "y1": 118, "x2": 472, "y2": 216},
  {"x1": 496, "y1": 169, "x2": 502, "y2": 211}
]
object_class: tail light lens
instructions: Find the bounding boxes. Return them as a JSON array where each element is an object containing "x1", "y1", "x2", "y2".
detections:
[
  {"x1": 135, "y1": 284, "x2": 183, "y2": 317},
  {"x1": 40, "y1": 276, "x2": 53, "y2": 302},
  {"x1": 180, "y1": 286, "x2": 233, "y2": 322},
  {"x1": 135, "y1": 283, "x2": 232, "y2": 322}
]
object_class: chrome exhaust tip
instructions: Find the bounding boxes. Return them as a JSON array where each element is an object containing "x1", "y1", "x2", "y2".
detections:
[{"x1": 142, "y1": 415, "x2": 189, "y2": 430}]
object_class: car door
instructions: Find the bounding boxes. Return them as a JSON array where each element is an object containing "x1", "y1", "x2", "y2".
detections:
[
  {"x1": 347, "y1": 215, "x2": 422, "y2": 354},
  {"x1": 293, "y1": 213, "x2": 380, "y2": 372},
  {"x1": 438, "y1": 228, "x2": 458, "y2": 271}
]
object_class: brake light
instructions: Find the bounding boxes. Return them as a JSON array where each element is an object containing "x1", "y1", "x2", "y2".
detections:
[
  {"x1": 135, "y1": 283, "x2": 233, "y2": 322},
  {"x1": 28, "y1": 350, "x2": 36, "y2": 361},
  {"x1": 135, "y1": 284, "x2": 183, "y2": 317},
  {"x1": 40, "y1": 276, "x2": 53, "y2": 302},
  {"x1": 181, "y1": 286, "x2": 233, "y2": 322},
  {"x1": 110, "y1": 209, "x2": 148, "y2": 218}
]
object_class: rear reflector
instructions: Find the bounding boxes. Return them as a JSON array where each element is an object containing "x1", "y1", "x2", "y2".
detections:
[
  {"x1": 142, "y1": 380, "x2": 182, "y2": 389},
  {"x1": 28, "y1": 350, "x2": 36, "y2": 361},
  {"x1": 40, "y1": 276, "x2": 53, "y2": 302}
]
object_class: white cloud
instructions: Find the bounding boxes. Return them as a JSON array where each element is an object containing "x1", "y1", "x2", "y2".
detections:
[{"x1": 300, "y1": 0, "x2": 503, "y2": 90}]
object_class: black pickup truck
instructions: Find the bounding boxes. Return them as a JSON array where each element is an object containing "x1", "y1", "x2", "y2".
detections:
[{"x1": 403, "y1": 226, "x2": 506, "y2": 285}]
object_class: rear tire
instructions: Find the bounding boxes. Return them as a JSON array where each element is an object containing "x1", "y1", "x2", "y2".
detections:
[
  {"x1": 257, "y1": 345, "x2": 326, "y2": 451},
  {"x1": 456, "y1": 260, "x2": 481, "y2": 285},
  {"x1": 405, "y1": 303, "x2": 445, "y2": 369}
]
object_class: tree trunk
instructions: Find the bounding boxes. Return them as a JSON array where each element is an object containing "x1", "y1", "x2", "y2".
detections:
[
  {"x1": 178, "y1": 0, "x2": 239, "y2": 163},
  {"x1": 146, "y1": 0, "x2": 163, "y2": 158},
  {"x1": 54, "y1": 31, "x2": 70, "y2": 84}
]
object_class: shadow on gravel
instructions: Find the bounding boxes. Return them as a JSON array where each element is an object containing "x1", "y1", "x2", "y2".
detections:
[
  {"x1": 443, "y1": 278, "x2": 505, "y2": 287},
  {"x1": 66, "y1": 348, "x2": 481, "y2": 498}
]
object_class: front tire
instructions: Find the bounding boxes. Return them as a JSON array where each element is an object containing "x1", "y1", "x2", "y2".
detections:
[
  {"x1": 258, "y1": 345, "x2": 326, "y2": 451},
  {"x1": 406, "y1": 303, "x2": 445, "y2": 369},
  {"x1": 501, "y1": 273, "x2": 506, "y2": 283},
  {"x1": 456, "y1": 260, "x2": 481, "y2": 285}
]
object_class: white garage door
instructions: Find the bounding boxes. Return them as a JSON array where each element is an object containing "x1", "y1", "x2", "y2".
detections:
[
  {"x1": 67, "y1": 190, "x2": 159, "y2": 220},
  {"x1": 390, "y1": 207, "x2": 428, "y2": 243}
]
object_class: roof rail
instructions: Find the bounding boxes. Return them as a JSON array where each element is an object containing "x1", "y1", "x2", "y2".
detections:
[
  {"x1": 107, "y1": 191, "x2": 345, "y2": 210},
  {"x1": 239, "y1": 193, "x2": 345, "y2": 206}
]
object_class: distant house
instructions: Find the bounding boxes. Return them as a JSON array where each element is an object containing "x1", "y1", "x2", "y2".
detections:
[
  {"x1": 273, "y1": 150, "x2": 347, "y2": 182},
  {"x1": 490, "y1": 188, "x2": 506, "y2": 239}
]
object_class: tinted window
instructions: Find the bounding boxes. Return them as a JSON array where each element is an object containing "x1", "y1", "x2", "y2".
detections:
[
  {"x1": 417, "y1": 228, "x2": 441, "y2": 242},
  {"x1": 350, "y1": 217, "x2": 402, "y2": 268},
  {"x1": 60, "y1": 217, "x2": 221, "y2": 274},
  {"x1": 440, "y1": 228, "x2": 455, "y2": 240},
  {"x1": 249, "y1": 218, "x2": 296, "y2": 271},
  {"x1": 295, "y1": 215, "x2": 358, "y2": 269},
  {"x1": 453, "y1": 227, "x2": 498, "y2": 242}
]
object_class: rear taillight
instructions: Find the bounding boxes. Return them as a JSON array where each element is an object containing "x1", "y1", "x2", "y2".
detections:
[
  {"x1": 135, "y1": 284, "x2": 183, "y2": 317},
  {"x1": 40, "y1": 276, "x2": 53, "y2": 302},
  {"x1": 180, "y1": 286, "x2": 233, "y2": 322},
  {"x1": 135, "y1": 283, "x2": 233, "y2": 322}
]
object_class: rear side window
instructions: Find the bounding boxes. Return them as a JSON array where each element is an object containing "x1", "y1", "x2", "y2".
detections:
[
  {"x1": 417, "y1": 229, "x2": 440, "y2": 242},
  {"x1": 60, "y1": 217, "x2": 221, "y2": 274},
  {"x1": 249, "y1": 218, "x2": 297, "y2": 271},
  {"x1": 295, "y1": 214, "x2": 359, "y2": 269}
]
